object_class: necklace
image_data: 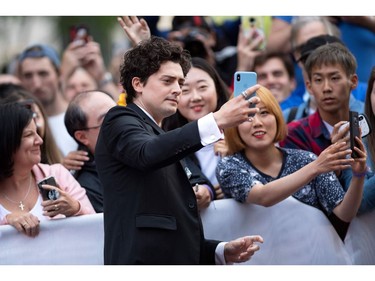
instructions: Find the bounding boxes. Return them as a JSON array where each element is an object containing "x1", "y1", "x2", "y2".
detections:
[{"x1": 3, "y1": 175, "x2": 32, "y2": 211}]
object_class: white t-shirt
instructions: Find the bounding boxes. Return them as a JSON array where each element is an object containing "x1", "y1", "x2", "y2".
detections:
[
  {"x1": 48, "y1": 112, "x2": 78, "y2": 157},
  {"x1": 195, "y1": 144, "x2": 220, "y2": 186}
]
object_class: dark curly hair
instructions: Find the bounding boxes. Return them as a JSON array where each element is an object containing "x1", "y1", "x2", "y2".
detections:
[{"x1": 120, "y1": 36, "x2": 192, "y2": 104}]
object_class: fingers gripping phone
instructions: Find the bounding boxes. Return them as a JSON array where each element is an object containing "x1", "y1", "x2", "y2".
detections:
[
  {"x1": 37, "y1": 176, "x2": 60, "y2": 200},
  {"x1": 349, "y1": 111, "x2": 361, "y2": 158},
  {"x1": 234, "y1": 71, "x2": 257, "y2": 116}
]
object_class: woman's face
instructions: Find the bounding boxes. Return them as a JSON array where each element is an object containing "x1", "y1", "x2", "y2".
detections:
[
  {"x1": 64, "y1": 68, "x2": 97, "y2": 102},
  {"x1": 238, "y1": 102, "x2": 277, "y2": 150},
  {"x1": 179, "y1": 67, "x2": 218, "y2": 122},
  {"x1": 13, "y1": 119, "x2": 43, "y2": 169}
]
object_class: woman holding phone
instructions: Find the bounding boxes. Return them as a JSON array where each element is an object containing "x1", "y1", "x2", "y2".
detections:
[
  {"x1": 0, "y1": 103, "x2": 95, "y2": 237},
  {"x1": 216, "y1": 86, "x2": 366, "y2": 240}
]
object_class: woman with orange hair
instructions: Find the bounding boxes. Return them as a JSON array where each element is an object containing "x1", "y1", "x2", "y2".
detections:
[{"x1": 216, "y1": 86, "x2": 366, "y2": 240}]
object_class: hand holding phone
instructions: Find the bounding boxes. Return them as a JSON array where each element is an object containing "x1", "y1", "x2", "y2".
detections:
[
  {"x1": 69, "y1": 25, "x2": 90, "y2": 44},
  {"x1": 234, "y1": 71, "x2": 257, "y2": 116},
  {"x1": 37, "y1": 176, "x2": 60, "y2": 200},
  {"x1": 241, "y1": 16, "x2": 266, "y2": 50},
  {"x1": 349, "y1": 111, "x2": 361, "y2": 158}
]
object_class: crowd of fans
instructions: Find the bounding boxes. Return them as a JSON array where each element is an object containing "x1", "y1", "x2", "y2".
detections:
[{"x1": 1, "y1": 15, "x2": 375, "y2": 265}]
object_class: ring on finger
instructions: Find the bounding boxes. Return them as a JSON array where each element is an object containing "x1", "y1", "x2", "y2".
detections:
[{"x1": 241, "y1": 91, "x2": 248, "y2": 99}]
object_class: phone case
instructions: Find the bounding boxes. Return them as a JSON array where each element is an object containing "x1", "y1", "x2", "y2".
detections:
[
  {"x1": 233, "y1": 71, "x2": 257, "y2": 98},
  {"x1": 234, "y1": 71, "x2": 257, "y2": 117},
  {"x1": 38, "y1": 176, "x2": 60, "y2": 200},
  {"x1": 349, "y1": 111, "x2": 360, "y2": 158},
  {"x1": 359, "y1": 113, "x2": 372, "y2": 138}
]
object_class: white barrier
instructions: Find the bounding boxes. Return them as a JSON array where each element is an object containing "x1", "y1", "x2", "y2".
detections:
[
  {"x1": 0, "y1": 213, "x2": 104, "y2": 265},
  {"x1": 1, "y1": 197, "x2": 374, "y2": 265}
]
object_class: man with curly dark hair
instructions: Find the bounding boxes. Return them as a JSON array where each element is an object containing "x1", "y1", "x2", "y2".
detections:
[{"x1": 95, "y1": 36, "x2": 263, "y2": 265}]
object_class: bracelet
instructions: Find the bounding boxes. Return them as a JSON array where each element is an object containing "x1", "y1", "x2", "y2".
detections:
[{"x1": 353, "y1": 170, "x2": 367, "y2": 178}]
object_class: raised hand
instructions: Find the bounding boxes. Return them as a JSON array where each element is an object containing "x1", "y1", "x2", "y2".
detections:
[{"x1": 118, "y1": 16, "x2": 151, "y2": 46}]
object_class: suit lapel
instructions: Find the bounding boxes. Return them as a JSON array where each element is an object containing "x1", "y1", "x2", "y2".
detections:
[{"x1": 127, "y1": 103, "x2": 165, "y2": 135}]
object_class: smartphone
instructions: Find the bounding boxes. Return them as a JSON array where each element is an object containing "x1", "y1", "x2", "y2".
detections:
[
  {"x1": 234, "y1": 71, "x2": 257, "y2": 97},
  {"x1": 69, "y1": 25, "x2": 90, "y2": 44},
  {"x1": 240, "y1": 16, "x2": 266, "y2": 50},
  {"x1": 339, "y1": 113, "x2": 371, "y2": 138},
  {"x1": 37, "y1": 176, "x2": 60, "y2": 200},
  {"x1": 349, "y1": 111, "x2": 361, "y2": 158},
  {"x1": 359, "y1": 113, "x2": 372, "y2": 137},
  {"x1": 234, "y1": 71, "x2": 257, "y2": 117}
]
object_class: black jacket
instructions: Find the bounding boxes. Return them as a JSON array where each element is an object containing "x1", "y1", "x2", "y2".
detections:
[
  {"x1": 95, "y1": 103, "x2": 220, "y2": 265},
  {"x1": 74, "y1": 145, "x2": 103, "y2": 213}
]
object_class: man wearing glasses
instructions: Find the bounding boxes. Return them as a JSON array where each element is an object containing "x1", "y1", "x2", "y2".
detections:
[{"x1": 64, "y1": 90, "x2": 116, "y2": 212}]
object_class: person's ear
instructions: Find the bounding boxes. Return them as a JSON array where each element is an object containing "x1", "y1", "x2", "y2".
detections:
[
  {"x1": 132, "y1": 77, "x2": 143, "y2": 93},
  {"x1": 349, "y1": 74, "x2": 358, "y2": 90},
  {"x1": 74, "y1": 130, "x2": 89, "y2": 146},
  {"x1": 305, "y1": 79, "x2": 312, "y2": 93}
]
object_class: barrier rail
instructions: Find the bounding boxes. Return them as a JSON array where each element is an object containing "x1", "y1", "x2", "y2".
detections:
[{"x1": 1, "y1": 197, "x2": 374, "y2": 265}]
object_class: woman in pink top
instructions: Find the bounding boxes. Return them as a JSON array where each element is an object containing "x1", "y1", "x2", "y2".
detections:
[{"x1": 0, "y1": 102, "x2": 95, "y2": 237}]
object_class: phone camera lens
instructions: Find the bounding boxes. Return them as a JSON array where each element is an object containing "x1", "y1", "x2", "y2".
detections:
[
  {"x1": 236, "y1": 74, "x2": 241, "y2": 81},
  {"x1": 359, "y1": 116, "x2": 363, "y2": 120}
]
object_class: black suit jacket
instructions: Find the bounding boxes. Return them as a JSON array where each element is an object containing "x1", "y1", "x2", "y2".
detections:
[
  {"x1": 74, "y1": 145, "x2": 103, "y2": 213},
  {"x1": 95, "y1": 103, "x2": 220, "y2": 265}
]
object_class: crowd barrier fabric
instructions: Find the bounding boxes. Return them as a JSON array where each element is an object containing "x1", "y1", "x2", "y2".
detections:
[{"x1": 1, "y1": 197, "x2": 374, "y2": 265}]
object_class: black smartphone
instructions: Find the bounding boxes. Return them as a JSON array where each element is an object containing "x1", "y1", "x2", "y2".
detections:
[
  {"x1": 349, "y1": 111, "x2": 361, "y2": 158},
  {"x1": 37, "y1": 176, "x2": 60, "y2": 200}
]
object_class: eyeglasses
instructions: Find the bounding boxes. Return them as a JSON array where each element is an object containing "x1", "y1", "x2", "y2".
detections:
[{"x1": 80, "y1": 124, "x2": 102, "y2": 131}]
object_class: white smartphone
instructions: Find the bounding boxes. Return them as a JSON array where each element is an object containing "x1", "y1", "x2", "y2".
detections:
[
  {"x1": 339, "y1": 113, "x2": 372, "y2": 138},
  {"x1": 359, "y1": 113, "x2": 372, "y2": 137}
]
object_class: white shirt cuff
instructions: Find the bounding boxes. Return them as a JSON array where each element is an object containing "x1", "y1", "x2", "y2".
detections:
[
  {"x1": 215, "y1": 242, "x2": 229, "y2": 265},
  {"x1": 198, "y1": 113, "x2": 224, "y2": 146}
]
